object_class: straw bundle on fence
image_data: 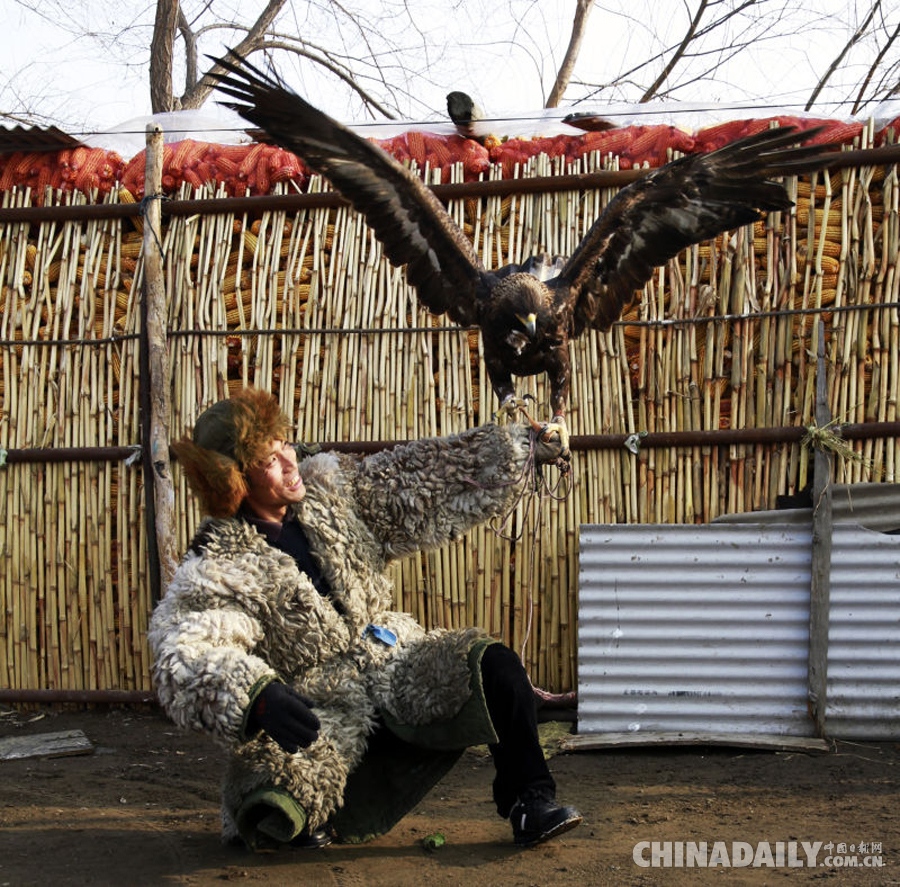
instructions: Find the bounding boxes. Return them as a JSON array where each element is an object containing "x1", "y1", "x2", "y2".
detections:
[{"x1": 1, "y1": 130, "x2": 898, "y2": 696}]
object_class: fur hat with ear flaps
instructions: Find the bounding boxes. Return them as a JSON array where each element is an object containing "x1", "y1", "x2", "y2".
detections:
[{"x1": 171, "y1": 388, "x2": 292, "y2": 518}]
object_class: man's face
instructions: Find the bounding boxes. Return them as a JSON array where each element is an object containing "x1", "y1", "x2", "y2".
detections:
[{"x1": 243, "y1": 439, "x2": 306, "y2": 521}]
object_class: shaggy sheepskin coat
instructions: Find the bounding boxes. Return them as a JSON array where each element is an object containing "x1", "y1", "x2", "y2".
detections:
[{"x1": 149, "y1": 423, "x2": 536, "y2": 842}]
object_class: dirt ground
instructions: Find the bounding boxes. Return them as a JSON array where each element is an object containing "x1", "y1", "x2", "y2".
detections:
[{"x1": 0, "y1": 705, "x2": 896, "y2": 887}]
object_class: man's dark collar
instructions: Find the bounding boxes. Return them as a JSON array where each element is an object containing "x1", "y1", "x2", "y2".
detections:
[{"x1": 237, "y1": 504, "x2": 289, "y2": 545}]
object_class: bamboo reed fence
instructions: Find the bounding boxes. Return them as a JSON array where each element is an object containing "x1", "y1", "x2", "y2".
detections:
[{"x1": 1, "y1": 130, "x2": 898, "y2": 698}]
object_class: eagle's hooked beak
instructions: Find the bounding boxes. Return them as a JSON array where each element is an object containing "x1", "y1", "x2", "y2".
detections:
[{"x1": 517, "y1": 312, "x2": 537, "y2": 337}]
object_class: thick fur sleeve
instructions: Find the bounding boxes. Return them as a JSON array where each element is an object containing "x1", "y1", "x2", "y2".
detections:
[
  {"x1": 148, "y1": 552, "x2": 277, "y2": 746},
  {"x1": 351, "y1": 423, "x2": 532, "y2": 561}
]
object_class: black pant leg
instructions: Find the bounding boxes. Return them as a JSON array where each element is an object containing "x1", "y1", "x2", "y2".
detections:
[{"x1": 480, "y1": 643, "x2": 556, "y2": 817}]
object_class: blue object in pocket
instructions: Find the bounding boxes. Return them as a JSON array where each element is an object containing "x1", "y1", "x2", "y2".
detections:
[{"x1": 363, "y1": 623, "x2": 398, "y2": 646}]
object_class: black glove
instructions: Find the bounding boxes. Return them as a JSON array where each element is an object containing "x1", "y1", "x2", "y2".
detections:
[{"x1": 246, "y1": 682, "x2": 320, "y2": 753}]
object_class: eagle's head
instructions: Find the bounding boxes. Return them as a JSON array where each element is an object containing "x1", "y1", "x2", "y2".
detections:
[{"x1": 494, "y1": 273, "x2": 552, "y2": 355}]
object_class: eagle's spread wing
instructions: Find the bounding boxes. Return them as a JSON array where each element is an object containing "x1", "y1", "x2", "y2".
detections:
[
  {"x1": 558, "y1": 126, "x2": 832, "y2": 335},
  {"x1": 211, "y1": 54, "x2": 484, "y2": 327}
]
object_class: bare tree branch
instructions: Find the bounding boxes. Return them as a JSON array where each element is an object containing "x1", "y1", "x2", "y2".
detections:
[
  {"x1": 257, "y1": 39, "x2": 399, "y2": 119},
  {"x1": 149, "y1": 0, "x2": 179, "y2": 113},
  {"x1": 882, "y1": 62, "x2": 900, "y2": 101},
  {"x1": 688, "y1": 0, "x2": 765, "y2": 42},
  {"x1": 641, "y1": 35, "x2": 771, "y2": 101},
  {"x1": 179, "y1": 0, "x2": 287, "y2": 110},
  {"x1": 639, "y1": 0, "x2": 710, "y2": 102},
  {"x1": 575, "y1": 0, "x2": 768, "y2": 106},
  {"x1": 546, "y1": 0, "x2": 594, "y2": 108},
  {"x1": 852, "y1": 17, "x2": 900, "y2": 113},
  {"x1": 806, "y1": 0, "x2": 882, "y2": 111},
  {"x1": 178, "y1": 5, "x2": 199, "y2": 98}
]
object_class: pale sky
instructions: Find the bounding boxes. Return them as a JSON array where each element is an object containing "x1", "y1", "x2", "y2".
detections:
[{"x1": 1, "y1": 0, "x2": 891, "y2": 153}]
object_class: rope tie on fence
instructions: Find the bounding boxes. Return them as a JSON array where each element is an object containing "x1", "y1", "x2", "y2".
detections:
[{"x1": 801, "y1": 417, "x2": 876, "y2": 474}]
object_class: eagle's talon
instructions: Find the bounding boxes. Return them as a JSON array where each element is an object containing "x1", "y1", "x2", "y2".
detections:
[
  {"x1": 496, "y1": 395, "x2": 536, "y2": 424},
  {"x1": 542, "y1": 417, "x2": 570, "y2": 461},
  {"x1": 529, "y1": 416, "x2": 570, "y2": 470}
]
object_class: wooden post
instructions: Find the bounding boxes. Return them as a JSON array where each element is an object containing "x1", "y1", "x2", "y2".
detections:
[
  {"x1": 808, "y1": 320, "x2": 833, "y2": 738},
  {"x1": 140, "y1": 123, "x2": 177, "y2": 603}
]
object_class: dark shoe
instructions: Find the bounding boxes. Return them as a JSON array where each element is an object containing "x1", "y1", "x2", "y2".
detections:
[
  {"x1": 290, "y1": 827, "x2": 333, "y2": 849},
  {"x1": 509, "y1": 789, "x2": 583, "y2": 847}
]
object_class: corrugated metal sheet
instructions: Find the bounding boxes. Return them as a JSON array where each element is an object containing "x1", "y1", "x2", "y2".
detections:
[
  {"x1": 0, "y1": 125, "x2": 83, "y2": 155},
  {"x1": 827, "y1": 525, "x2": 900, "y2": 738},
  {"x1": 578, "y1": 523, "x2": 816, "y2": 738},
  {"x1": 578, "y1": 520, "x2": 900, "y2": 740}
]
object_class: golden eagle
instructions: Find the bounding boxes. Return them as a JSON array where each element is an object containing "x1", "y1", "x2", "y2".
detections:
[{"x1": 212, "y1": 54, "x2": 832, "y2": 455}]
